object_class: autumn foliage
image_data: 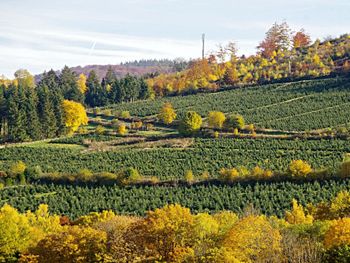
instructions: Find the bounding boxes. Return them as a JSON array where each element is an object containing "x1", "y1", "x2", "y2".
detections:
[{"x1": 62, "y1": 99, "x2": 88, "y2": 135}]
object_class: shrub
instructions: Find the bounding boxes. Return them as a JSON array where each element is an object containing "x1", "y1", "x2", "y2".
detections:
[
  {"x1": 117, "y1": 124, "x2": 127, "y2": 135},
  {"x1": 219, "y1": 168, "x2": 240, "y2": 182},
  {"x1": 120, "y1": 111, "x2": 131, "y2": 119},
  {"x1": 95, "y1": 125, "x2": 105, "y2": 135},
  {"x1": 208, "y1": 111, "x2": 226, "y2": 129},
  {"x1": 93, "y1": 108, "x2": 101, "y2": 115},
  {"x1": 158, "y1": 102, "x2": 177, "y2": 125},
  {"x1": 103, "y1": 109, "x2": 112, "y2": 116},
  {"x1": 224, "y1": 114, "x2": 245, "y2": 130},
  {"x1": 131, "y1": 121, "x2": 143, "y2": 130},
  {"x1": 119, "y1": 168, "x2": 142, "y2": 185},
  {"x1": 185, "y1": 170, "x2": 194, "y2": 183},
  {"x1": 288, "y1": 160, "x2": 312, "y2": 177},
  {"x1": 179, "y1": 111, "x2": 202, "y2": 135},
  {"x1": 9, "y1": 161, "x2": 26, "y2": 177},
  {"x1": 77, "y1": 169, "x2": 94, "y2": 183}
]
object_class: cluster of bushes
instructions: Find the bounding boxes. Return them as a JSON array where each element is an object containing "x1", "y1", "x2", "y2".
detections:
[
  {"x1": 3, "y1": 191, "x2": 350, "y2": 262},
  {"x1": 38, "y1": 168, "x2": 146, "y2": 186},
  {"x1": 157, "y1": 102, "x2": 252, "y2": 136},
  {"x1": 2, "y1": 158, "x2": 350, "y2": 188},
  {"x1": 185, "y1": 158, "x2": 350, "y2": 184}
]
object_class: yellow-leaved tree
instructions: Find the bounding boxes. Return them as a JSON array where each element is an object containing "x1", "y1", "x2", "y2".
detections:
[
  {"x1": 288, "y1": 160, "x2": 312, "y2": 177},
  {"x1": 222, "y1": 215, "x2": 282, "y2": 262},
  {"x1": 324, "y1": 218, "x2": 350, "y2": 249},
  {"x1": 136, "y1": 204, "x2": 194, "y2": 262},
  {"x1": 28, "y1": 225, "x2": 108, "y2": 262},
  {"x1": 208, "y1": 111, "x2": 226, "y2": 129},
  {"x1": 0, "y1": 205, "x2": 33, "y2": 262},
  {"x1": 62, "y1": 100, "x2": 88, "y2": 135},
  {"x1": 158, "y1": 102, "x2": 177, "y2": 125},
  {"x1": 285, "y1": 199, "x2": 313, "y2": 224},
  {"x1": 77, "y1": 73, "x2": 88, "y2": 94}
]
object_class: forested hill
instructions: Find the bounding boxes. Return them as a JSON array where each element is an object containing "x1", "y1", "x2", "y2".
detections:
[{"x1": 35, "y1": 59, "x2": 189, "y2": 82}]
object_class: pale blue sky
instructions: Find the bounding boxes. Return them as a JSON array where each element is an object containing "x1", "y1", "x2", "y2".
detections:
[{"x1": 0, "y1": 0, "x2": 349, "y2": 77}]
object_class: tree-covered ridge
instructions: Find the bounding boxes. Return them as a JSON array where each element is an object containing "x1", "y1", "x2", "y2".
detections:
[{"x1": 147, "y1": 24, "x2": 350, "y2": 96}]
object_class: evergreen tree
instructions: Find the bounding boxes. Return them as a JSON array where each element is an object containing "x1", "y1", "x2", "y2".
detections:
[
  {"x1": 102, "y1": 67, "x2": 116, "y2": 104},
  {"x1": 37, "y1": 85, "x2": 57, "y2": 138},
  {"x1": 51, "y1": 89, "x2": 66, "y2": 136},
  {"x1": 139, "y1": 78, "x2": 150, "y2": 100},
  {"x1": 125, "y1": 74, "x2": 140, "y2": 102},
  {"x1": 85, "y1": 71, "x2": 106, "y2": 107},
  {"x1": 40, "y1": 70, "x2": 60, "y2": 92},
  {"x1": 24, "y1": 87, "x2": 41, "y2": 140},
  {"x1": 7, "y1": 85, "x2": 28, "y2": 141},
  {"x1": 111, "y1": 79, "x2": 124, "y2": 103},
  {"x1": 59, "y1": 66, "x2": 84, "y2": 103},
  {"x1": 0, "y1": 85, "x2": 7, "y2": 139}
]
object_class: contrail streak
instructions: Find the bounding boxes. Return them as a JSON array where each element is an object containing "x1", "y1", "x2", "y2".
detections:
[{"x1": 88, "y1": 41, "x2": 97, "y2": 56}]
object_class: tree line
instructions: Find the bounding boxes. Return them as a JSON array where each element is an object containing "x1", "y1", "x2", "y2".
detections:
[
  {"x1": 0, "y1": 65, "x2": 151, "y2": 142},
  {"x1": 3, "y1": 191, "x2": 350, "y2": 262},
  {"x1": 0, "y1": 68, "x2": 89, "y2": 142}
]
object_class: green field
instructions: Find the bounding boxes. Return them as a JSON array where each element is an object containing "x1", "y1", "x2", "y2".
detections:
[{"x1": 0, "y1": 137, "x2": 349, "y2": 180}]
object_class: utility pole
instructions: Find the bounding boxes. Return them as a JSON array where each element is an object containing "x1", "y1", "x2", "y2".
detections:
[{"x1": 202, "y1": 33, "x2": 205, "y2": 60}]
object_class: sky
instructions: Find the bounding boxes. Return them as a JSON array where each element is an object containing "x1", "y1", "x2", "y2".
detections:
[{"x1": 0, "y1": 0, "x2": 349, "y2": 77}]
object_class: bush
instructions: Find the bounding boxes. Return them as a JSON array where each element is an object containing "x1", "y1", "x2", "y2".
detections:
[
  {"x1": 185, "y1": 170, "x2": 194, "y2": 183},
  {"x1": 77, "y1": 169, "x2": 94, "y2": 183},
  {"x1": 119, "y1": 168, "x2": 142, "y2": 185},
  {"x1": 323, "y1": 245, "x2": 350, "y2": 263},
  {"x1": 288, "y1": 160, "x2": 312, "y2": 178},
  {"x1": 219, "y1": 168, "x2": 240, "y2": 182},
  {"x1": 117, "y1": 124, "x2": 127, "y2": 135},
  {"x1": 9, "y1": 161, "x2": 26, "y2": 177},
  {"x1": 93, "y1": 108, "x2": 101, "y2": 115},
  {"x1": 120, "y1": 111, "x2": 131, "y2": 119},
  {"x1": 179, "y1": 111, "x2": 202, "y2": 135},
  {"x1": 95, "y1": 125, "x2": 105, "y2": 135},
  {"x1": 24, "y1": 166, "x2": 42, "y2": 182},
  {"x1": 208, "y1": 111, "x2": 226, "y2": 129},
  {"x1": 224, "y1": 114, "x2": 245, "y2": 130}
]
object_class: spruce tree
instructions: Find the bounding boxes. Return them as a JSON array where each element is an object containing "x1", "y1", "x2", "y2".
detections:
[
  {"x1": 7, "y1": 85, "x2": 28, "y2": 141},
  {"x1": 24, "y1": 87, "x2": 41, "y2": 140},
  {"x1": 37, "y1": 85, "x2": 57, "y2": 138},
  {"x1": 0, "y1": 85, "x2": 7, "y2": 139},
  {"x1": 59, "y1": 66, "x2": 84, "y2": 103},
  {"x1": 139, "y1": 78, "x2": 150, "y2": 100},
  {"x1": 85, "y1": 70, "x2": 105, "y2": 107}
]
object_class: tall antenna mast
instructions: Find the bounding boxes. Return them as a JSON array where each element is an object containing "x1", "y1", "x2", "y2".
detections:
[{"x1": 202, "y1": 33, "x2": 205, "y2": 60}]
